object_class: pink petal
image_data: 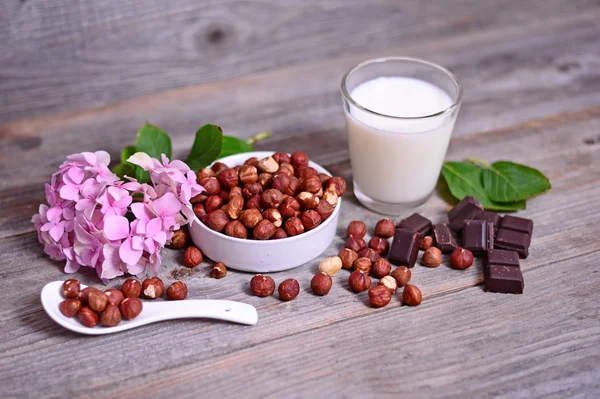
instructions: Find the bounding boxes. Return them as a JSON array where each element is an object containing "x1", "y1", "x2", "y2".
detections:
[
  {"x1": 67, "y1": 166, "x2": 85, "y2": 184},
  {"x1": 103, "y1": 215, "x2": 130, "y2": 241},
  {"x1": 153, "y1": 192, "x2": 181, "y2": 217},
  {"x1": 60, "y1": 185, "x2": 80, "y2": 201},
  {"x1": 101, "y1": 244, "x2": 125, "y2": 279},
  {"x1": 46, "y1": 207, "x2": 63, "y2": 223},
  {"x1": 131, "y1": 203, "x2": 153, "y2": 221},
  {"x1": 95, "y1": 151, "x2": 111, "y2": 166},
  {"x1": 49, "y1": 224, "x2": 65, "y2": 242},
  {"x1": 153, "y1": 231, "x2": 167, "y2": 247},
  {"x1": 131, "y1": 235, "x2": 144, "y2": 251},
  {"x1": 146, "y1": 218, "x2": 162, "y2": 237},
  {"x1": 119, "y1": 237, "x2": 143, "y2": 265},
  {"x1": 62, "y1": 207, "x2": 75, "y2": 221},
  {"x1": 127, "y1": 152, "x2": 154, "y2": 171}
]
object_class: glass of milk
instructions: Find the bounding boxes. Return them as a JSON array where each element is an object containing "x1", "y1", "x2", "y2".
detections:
[{"x1": 341, "y1": 57, "x2": 462, "y2": 215}]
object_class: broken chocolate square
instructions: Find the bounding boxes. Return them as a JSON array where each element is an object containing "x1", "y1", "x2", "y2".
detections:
[
  {"x1": 486, "y1": 265, "x2": 524, "y2": 294},
  {"x1": 462, "y1": 220, "x2": 494, "y2": 253},
  {"x1": 448, "y1": 196, "x2": 483, "y2": 231},
  {"x1": 495, "y1": 228, "x2": 531, "y2": 258},
  {"x1": 432, "y1": 224, "x2": 459, "y2": 253},
  {"x1": 388, "y1": 229, "x2": 422, "y2": 268},
  {"x1": 396, "y1": 213, "x2": 432, "y2": 236},
  {"x1": 474, "y1": 210, "x2": 502, "y2": 235}
]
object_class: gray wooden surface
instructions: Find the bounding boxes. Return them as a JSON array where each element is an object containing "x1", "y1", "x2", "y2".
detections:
[{"x1": 1, "y1": 1, "x2": 599, "y2": 398}]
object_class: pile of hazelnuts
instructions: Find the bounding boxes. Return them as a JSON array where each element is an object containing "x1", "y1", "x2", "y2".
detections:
[
  {"x1": 58, "y1": 277, "x2": 189, "y2": 328},
  {"x1": 191, "y1": 151, "x2": 346, "y2": 240}
]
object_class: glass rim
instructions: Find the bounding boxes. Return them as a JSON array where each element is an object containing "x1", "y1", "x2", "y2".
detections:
[{"x1": 341, "y1": 56, "x2": 463, "y2": 120}]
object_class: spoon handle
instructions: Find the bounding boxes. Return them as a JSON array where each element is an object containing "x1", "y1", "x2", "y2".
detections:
[{"x1": 142, "y1": 300, "x2": 258, "y2": 326}]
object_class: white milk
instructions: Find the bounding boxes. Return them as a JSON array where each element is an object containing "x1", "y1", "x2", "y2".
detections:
[{"x1": 345, "y1": 77, "x2": 455, "y2": 204}]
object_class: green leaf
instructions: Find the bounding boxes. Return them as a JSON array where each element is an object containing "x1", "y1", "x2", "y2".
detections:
[
  {"x1": 441, "y1": 161, "x2": 526, "y2": 211},
  {"x1": 111, "y1": 163, "x2": 135, "y2": 178},
  {"x1": 481, "y1": 161, "x2": 551, "y2": 203},
  {"x1": 219, "y1": 136, "x2": 253, "y2": 158},
  {"x1": 134, "y1": 165, "x2": 150, "y2": 183},
  {"x1": 185, "y1": 124, "x2": 223, "y2": 170},
  {"x1": 135, "y1": 123, "x2": 172, "y2": 159},
  {"x1": 121, "y1": 145, "x2": 137, "y2": 164}
]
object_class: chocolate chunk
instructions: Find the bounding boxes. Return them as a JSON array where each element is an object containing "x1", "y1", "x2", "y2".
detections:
[
  {"x1": 500, "y1": 215, "x2": 533, "y2": 235},
  {"x1": 462, "y1": 220, "x2": 494, "y2": 253},
  {"x1": 484, "y1": 249, "x2": 520, "y2": 279},
  {"x1": 474, "y1": 211, "x2": 502, "y2": 235},
  {"x1": 485, "y1": 265, "x2": 524, "y2": 294},
  {"x1": 432, "y1": 224, "x2": 458, "y2": 253},
  {"x1": 448, "y1": 196, "x2": 483, "y2": 231},
  {"x1": 388, "y1": 229, "x2": 422, "y2": 268},
  {"x1": 396, "y1": 213, "x2": 432, "y2": 236},
  {"x1": 495, "y1": 228, "x2": 531, "y2": 258}
]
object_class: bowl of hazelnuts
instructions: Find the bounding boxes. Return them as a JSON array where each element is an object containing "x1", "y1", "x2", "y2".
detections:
[{"x1": 188, "y1": 151, "x2": 345, "y2": 272}]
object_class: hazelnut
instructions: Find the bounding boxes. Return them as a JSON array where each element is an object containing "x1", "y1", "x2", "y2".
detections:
[
  {"x1": 104, "y1": 288, "x2": 125, "y2": 306},
  {"x1": 242, "y1": 182, "x2": 263, "y2": 199},
  {"x1": 59, "y1": 299, "x2": 82, "y2": 318},
  {"x1": 263, "y1": 208, "x2": 283, "y2": 228},
  {"x1": 284, "y1": 217, "x2": 305, "y2": 236},
  {"x1": 219, "y1": 189, "x2": 231, "y2": 203},
  {"x1": 278, "y1": 163, "x2": 295, "y2": 178},
  {"x1": 296, "y1": 166, "x2": 319, "y2": 181},
  {"x1": 88, "y1": 289, "x2": 109, "y2": 312},
  {"x1": 271, "y1": 173, "x2": 291, "y2": 192},
  {"x1": 121, "y1": 278, "x2": 142, "y2": 298},
  {"x1": 198, "y1": 176, "x2": 221, "y2": 195},
  {"x1": 205, "y1": 195, "x2": 224, "y2": 213},
  {"x1": 183, "y1": 246, "x2": 203, "y2": 268},
  {"x1": 190, "y1": 193, "x2": 208, "y2": 204},
  {"x1": 319, "y1": 173, "x2": 331, "y2": 185},
  {"x1": 391, "y1": 266, "x2": 412, "y2": 287},
  {"x1": 374, "y1": 219, "x2": 395, "y2": 239},
  {"x1": 240, "y1": 208, "x2": 263, "y2": 229},
  {"x1": 201, "y1": 213, "x2": 211, "y2": 226},
  {"x1": 77, "y1": 307, "x2": 99, "y2": 328},
  {"x1": 261, "y1": 188, "x2": 284, "y2": 208},
  {"x1": 354, "y1": 257, "x2": 372, "y2": 274},
  {"x1": 272, "y1": 228, "x2": 288, "y2": 240},
  {"x1": 280, "y1": 196, "x2": 301, "y2": 218},
  {"x1": 100, "y1": 304, "x2": 122, "y2": 327},
  {"x1": 345, "y1": 236, "x2": 366, "y2": 252},
  {"x1": 291, "y1": 151, "x2": 309, "y2": 169},
  {"x1": 368, "y1": 237, "x2": 390, "y2": 255},
  {"x1": 378, "y1": 276, "x2": 398, "y2": 294},
  {"x1": 450, "y1": 247, "x2": 474, "y2": 269},
  {"x1": 225, "y1": 220, "x2": 249, "y2": 239},
  {"x1": 166, "y1": 281, "x2": 188, "y2": 300},
  {"x1": 348, "y1": 270, "x2": 371, "y2": 293},
  {"x1": 422, "y1": 247, "x2": 442, "y2": 267},
  {"x1": 272, "y1": 152, "x2": 291, "y2": 164},
  {"x1": 250, "y1": 274, "x2": 275, "y2": 297},
  {"x1": 238, "y1": 165, "x2": 258, "y2": 184},
  {"x1": 302, "y1": 175, "x2": 322, "y2": 194},
  {"x1": 62, "y1": 279, "x2": 80, "y2": 299},
  {"x1": 217, "y1": 168, "x2": 239, "y2": 189},
  {"x1": 315, "y1": 200, "x2": 334, "y2": 220},
  {"x1": 210, "y1": 262, "x2": 227, "y2": 279},
  {"x1": 368, "y1": 285, "x2": 392, "y2": 308},
  {"x1": 300, "y1": 210, "x2": 322, "y2": 230},
  {"x1": 322, "y1": 190, "x2": 338, "y2": 207},
  {"x1": 421, "y1": 236, "x2": 435, "y2": 250},
  {"x1": 197, "y1": 167, "x2": 215, "y2": 180},
  {"x1": 119, "y1": 297, "x2": 143, "y2": 319},
  {"x1": 358, "y1": 248, "x2": 380, "y2": 263},
  {"x1": 311, "y1": 272, "x2": 332, "y2": 296},
  {"x1": 142, "y1": 277, "x2": 164, "y2": 299},
  {"x1": 253, "y1": 219, "x2": 276, "y2": 240},
  {"x1": 225, "y1": 195, "x2": 244, "y2": 220},
  {"x1": 211, "y1": 161, "x2": 228, "y2": 174},
  {"x1": 338, "y1": 248, "x2": 359, "y2": 269},
  {"x1": 257, "y1": 172, "x2": 273, "y2": 188},
  {"x1": 314, "y1": 187, "x2": 324, "y2": 198},
  {"x1": 80, "y1": 286, "x2": 99, "y2": 305},
  {"x1": 284, "y1": 177, "x2": 302, "y2": 196},
  {"x1": 372, "y1": 258, "x2": 392, "y2": 278},
  {"x1": 244, "y1": 157, "x2": 259, "y2": 167},
  {"x1": 318, "y1": 256, "x2": 343, "y2": 276},
  {"x1": 278, "y1": 279, "x2": 300, "y2": 301},
  {"x1": 296, "y1": 192, "x2": 319, "y2": 209},
  {"x1": 403, "y1": 284, "x2": 422, "y2": 306},
  {"x1": 346, "y1": 221, "x2": 367, "y2": 238},
  {"x1": 326, "y1": 176, "x2": 347, "y2": 196},
  {"x1": 245, "y1": 194, "x2": 263, "y2": 211},
  {"x1": 208, "y1": 210, "x2": 229, "y2": 232},
  {"x1": 169, "y1": 229, "x2": 190, "y2": 250},
  {"x1": 257, "y1": 156, "x2": 279, "y2": 173}
]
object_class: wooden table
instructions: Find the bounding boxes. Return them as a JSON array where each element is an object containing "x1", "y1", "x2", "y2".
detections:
[{"x1": 1, "y1": 1, "x2": 599, "y2": 397}]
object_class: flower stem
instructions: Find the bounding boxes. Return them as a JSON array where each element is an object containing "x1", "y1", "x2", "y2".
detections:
[
  {"x1": 246, "y1": 131, "x2": 272, "y2": 146},
  {"x1": 467, "y1": 157, "x2": 491, "y2": 168}
]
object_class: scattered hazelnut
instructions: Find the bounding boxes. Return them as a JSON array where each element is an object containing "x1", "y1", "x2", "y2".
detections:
[
  {"x1": 345, "y1": 236, "x2": 366, "y2": 252},
  {"x1": 245, "y1": 194, "x2": 263, "y2": 210},
  {"x1": 358, "y1": 248, "x2": 380, "y2": 263},
  {"x1": 368, "y1": 285, "x2": 392, "y2": 308},
  {"x1": 166, "y1": 281, "x2": 188, "y2": 300},
  {"x1": 59, "y1": 299, "x2": 82, "y2": 318},
  {"x1": 346, "y1": 221, "x2": 367, "y2": 239},
  {"x1": 302, "y1": 175, "x2": 322, "y2": 194},
  {"x1": 104, "y1": 288, "x2": 125, "y2": 306},
  {"x1": 257, "y1": 156, "x2": 280, "y2": 173},
  {"x1": 278, "y1": 279, "x2": 300, "y2": 301},
  {"x1": 198, "y1": 176, "x2": 221, "y2": 195},
  {"x1": 322, "y1": 190, "x2": 338, "y2": 207},
  {"x1": 296, "y1": 192, "x2": 319, "y2": 209},
  {"x1": 348, "y1": 270, "x2": 371, "y2": 293},
  {"x1": 208, "y1": 210, "x2": 229, "y2": 232},
  {"x1": 278, "y1": 163, "x2": 295, "y2": 178},
  {"x1": 403, "y1": 284, "x2": 422, "y2": 306},
  {"x1": 326, "y1": 176, "x2": 347, "y2": 196},
  {"x1": 378, "y1": 276, "x2": 398, "y2": 294},
  {"x1": 338, "y1": 248, "x2": 359, "y2": 269},
  {"x1": 368, "y1": 236, "x2": 390, "y2": 255},
  {"x1": 253, "y1": 219, "x2": 276, "y2": 240},
  {"x1": 372, "y1": 258, "x2": 392, "y2": 278},
  {"x1": 272, "y1": 152, "x2": 292, "y2": 164},
  {"x1": 271, "y1": 173, "x2": 291, "y2": 192},
  {"x1": 422, "y1": 247, "x2": 442, "y2": 267},
  {"x1": 315, "y1": 200, "x2": 334, "y2": 220},
  {"x1": 250, "y1": 274, "x2": 276, "y2": 297},
  {"x1": 238, "y1": 165, "x2": 258, "y2": 184},
  {"x1": 280, "y1": 196, "x2": 301, "y2": 219},
  {"x1": 121, "y1": 278, "x2": 142, "y2": 298},
  {"x1": 284, "y1": 177, "x2": 302, "y2": 196},
  {"x1": 291, "y1": 151, "x2": 309, "y2": 169},
  {"x1": 142, "y1": 277, "x2": 164, "y2": 299},
  {"x1": 257, "y1": 172, "x2": 273, "y2": 188},
  {"x1": 421, "y1": 236, "x2": 435, "y2": 250},
  {"x1": 242, "y1": 182, "x2": 263, "y2": 199},
  {"x1": 119, "y1": 297, "x2": 143, "y2": 319},
  {"x1": 169, "y1": 229, "x2": 189, "y2": 249},
  {"x1": 211, "y1": 161, "x2": 228, "y2": 174},
  {"x1": 77, "y1": 307, "x2": 99, "y2": 328},
  {"x1": 353, "y1": 257, "x2": 372, "y2": 274},
  {"x1": 225, "y1": 195, "x2": 244, "y2": 220},
  {"x1": 100, "y1": 304, "x2": 122, "y2": 327},
  {"x1": 391, "y1": 266, "x2": 412, "y2": 287},
  {"x1": 374, "y1": 218, "x2": 395, "y2": 239},
  {"x1": 311, "y1": 272, "x2": 332, "y2": 296},
  {"x1": 300, "y1": 210, "x2": 322, "y2": 230},
  {"x1": 273, "y1": 228, "x2": 288, "y2": 240},
  {"x1": 197, "y1": 167, "x2": 215, "y2": 179},
  {"x1": 225, "y1": 220, "x2": 249, "y2": 239},
  {"x1": 183, "y1": 246, "x2": 203, "y2": 268},
  {"x1": 240, "y1": 208, "x2": 263, "y2": 229},
  {"x1": 217, "y1": 168, "x2": 239, "y2": 189},
  {"x1": 261, "y1": 188, "x2": 284, "y2": 208},
  {"x1": 210, "y1": 262, "x2": 227, "y2": 279},
  {"x1": 62, "y1": 279, "x2": 80, "y2": 299},
  {"x1": 318, "y1": 256, "x2": 343, "y2": 276},
  {"x1": 80, "y1": 286, "x2": 99, "y2": 305},
  {"x1": 88, "y1": 289, "x2": 109, "y2": 313},
  {"x1": 284, "y1": 217, "x2": 305, "y2": 236},
  {"x1": 244, "y1": 157, "x2": 259, "y2": 167},
  {"x1": 450, "y1": 247, "x2": 474, "y2": 270},
  {"x1": 263, "y1": 208, "x2": 283, "y2": 228}
]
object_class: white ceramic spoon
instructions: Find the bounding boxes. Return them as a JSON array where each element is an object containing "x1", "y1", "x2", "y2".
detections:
[{"x1": 41, "y1": 281, "x2": 258, "y2": 335}]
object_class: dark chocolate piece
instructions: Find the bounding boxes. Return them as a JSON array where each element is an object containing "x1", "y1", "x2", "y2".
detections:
[
  {"x1": 474, "y1": 211, "x2": 502, "y2": 235},
  {"x1": 462, "y1": 220, "x2": 494, "y2": 253},
  {"x1": 484, "y1": 249, "x2": 520, "y2": 279},
  {"x1": 432, "y1": 224, "x2": 459, "y2": 253},
  {"x1": 448, "y1": 196, "x2": 483, "y2": 231},
  {"x1": 485, "y1": 265, "x2": 524, "y2": 294},
  {"x1": 388, "y1": 229, "x2": 422, "y2": 268},
  {"x1": 396, "y1": 213, "x2": 432, "y2": 236},
  {"x1": 500, "y1": 215, "x2": 533, "y2": 235},
  {"x1": 495, "y1": 228, "x2": 531, "y2": 258}
]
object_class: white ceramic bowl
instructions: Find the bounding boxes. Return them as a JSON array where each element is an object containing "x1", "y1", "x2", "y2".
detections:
[{"x1": 188, "y1": 151, "x2": 341, "y2": 273}]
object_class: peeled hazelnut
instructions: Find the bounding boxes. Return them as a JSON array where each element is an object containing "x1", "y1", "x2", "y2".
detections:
[
  {"x1": 391, "y1": 266, "x2": 412, "y2": 287},
  {"x1": 208, "y1": 210, "x2": 229, "y2": 232},
  {"x1": 403, "y1": 284, "x2": 422, "y2": 306},
  {"x1": 348, "y1": 270, "x2": 371, "y2": 293},
  {"x1": 77, "y1": 307, "x2": 98, "y2": 328},
  {"x1": 257, "y1": 156, "x2": 279, "y2": 173},
  {"x1": 225, "y1": 195, "x2": 244, "y2": 220},
  {"x1": 240, "y1": 208, "x2": 263, "y2": 229},
  {"x1": 183, "y1": 246, "x2": 203, "y2": 268},
  {"x1": 100, "y1": 304, "x2": 122, "y2": 327},
  {"x1": 284, "y1": 177, "x2": 302, "y2": 196},
  {"x1": 372, "y1": 258, "x2": 392, "y2": 278},
  {"x1": 284, "y1": 217, "x2": 305, "y2": 236},
  {"x1": 205, "y1": 195, "x2": 224, "y2": 213},
  {"x1": 245, "y1": 194, "x2": 263, "y2": 210},
  {"x1": 318, "y1": 256, "x2": 343, "y2": 276},
  {"x1": 210, "y1": 262, "x2": 227, "y2": 279},
  {"x1": 273, "y1": 228, "x2": 288, "y2": 240},
  {"x1": 291, "y1": 151, "x2": 309, "y2": 169},
  {"x1": 88, "y1": 289, "x2": 109, "y2": 312},
  {"x1": 271, "y1": 173, "x2": 291, "y2": 192},
  {"x1": 322, "y1": 190, "x2": 338, "y2": 207},
  {"x1": 421, "y1": 236, "x2": 435, "y2": 250},
  {"x1": 211, "y1": 161, "x2": 228, "y2": 174},
  {"x1": 217, "y1": 168, "x2": 239, "y2": 189},
  {"x1": 250, "y1": 274, "x2": 275, "y2": 297},
  {"x1": 326, "y1": 176, "x2": 347, "y2": 196},
  {"x1": 278, "y1": 163, "x2": 295, "y2": 178},
  {"x1": 121, "y1": 278, "x2": 142, "y2": 298},
  {"x1": 197, "y1": 167, "x2": 215, "y2": 180},
  {"x1": 166, "y1": 281, "x2": 188, "y2": 300},
  {"x1": 253, "y1": 219, "x2": 276, "y2": 240},
  {"x1": 422, "y1": 247, "x2": 442, "y2": 267},
  {"x1": 368, "y1": 285, "x2": 392, "y2": 308},
  {"x1": 358, "y1": 248, "x2": 380, "y2": 263},
  {"x1": 346, "y1": 221, "x2": 367, "y2": 239},
  {"x1": 244, "y1": 157, "x2": 259, "y2": 167},
  {"x1": 311, "y1": 272, "x2": 332, "y2": 296},
  {"x1": 300, "y1": 210, "x2": 322, "y2": 230},
  {"x1": 368, "y1": 237, "x2": 390, "y2": 256},
  {"x1": 104, "y1": 288, "x2": 125, "y2": 306},
  {"x1": 62, "y1": 279, "x2": 80, "y2": 299},
  {"x1": 296, "y1": 192, "x2": 319, "y2": 210},
  {"x1": 238, "y1": 165, "x2": 258, "y2": 184},
  {"x1": 314, "y1": 187, "x2": 324, "y2": 198},
  {"x1": 338, "y1": 248, "x2": 359, "y2": 269},
  {"x1": 378, "y1": 276, "x2": 398, "y2": 294},
  {"x1": 261, "y1": 188, "x2": 284, "y2": 208},
  {"x1": 119, "y1": 297, "x2": 143, "y2": 319},
  {"x1": 374, "y1": 218, "x2": 395, "y2": 239},
  {"x1": 142, "y1": 277, "x2": 164, "y2": 299},
  {"x1": 345, "y1": 236, "x2": 366, "y2": 252},
  {"x1": 450, "y1": 247, "x2": 474, "y2": 269},
  {"x1": 302, "y1": 175, "x2": 322, "y2": 194},
  {"x1": 263, "y1": 208, "x2": 283, "y2": 228},
  {"x1": 280, "y1": 195, "x2": 301, "y2": 219},
  {"x1": 80, "y1": 286, "x2": 99, "y2": 305},
  {"x1": 315, "y1": 200, "x2": 334, "y2": 220},
  {"x1": 278, "y1": 279, "x2": 300, "y2": 301},
  {"x1": 199, "y1": 176, "x2": 221, "y2": 195},
  {"x1": 354, "y1": 257, "x2": 372, "y2": 274},
  {"x1": 272, "y1": 152, "x2": 291, "y2": 164},
  {"x1": 242, "y1": 182, "x2": 263, "y2": 199},
  {"x1": 225, "y1": 220, "x2": 249, "y2": 239},
  {"x1": 59, "y1": 299, "x2": 82, "y2": 318},
  {"x1": 257, "y1": 172, "x2": 273, "y2": 188}
]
